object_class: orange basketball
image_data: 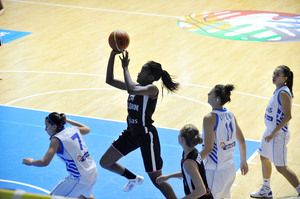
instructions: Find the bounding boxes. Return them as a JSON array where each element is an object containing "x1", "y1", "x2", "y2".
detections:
[{"x1": 108, "y1": 30, "x2": 130, "y2": 52}]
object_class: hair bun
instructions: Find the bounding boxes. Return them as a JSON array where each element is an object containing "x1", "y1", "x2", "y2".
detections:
[
  {"x1": 59, "y1": 113, "x2": 67, "y2": 125},
  {"x1": 224, "y1": 84, "x2": 235, "y2": 92}
]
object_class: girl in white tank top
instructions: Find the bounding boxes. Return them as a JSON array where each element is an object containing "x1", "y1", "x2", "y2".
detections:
[
  {"x1": 250, "y1": 65, "x2": 300, "y2": 198},
  {"x1": 201, "y1": 84, "x2": 248, "y2": 199}
]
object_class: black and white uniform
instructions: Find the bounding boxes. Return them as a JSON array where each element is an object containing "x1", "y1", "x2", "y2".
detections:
[
  {"x1": 112, "y1": 93, "x2": 163, "y2": 173},
  {"x1": 181, "y1": 148, "x2": 213, "y2": 199}
]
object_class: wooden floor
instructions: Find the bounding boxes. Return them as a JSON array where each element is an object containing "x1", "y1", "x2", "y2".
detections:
[{"x1": 1, "y1": 0, "x2": 300, "y2": 198}]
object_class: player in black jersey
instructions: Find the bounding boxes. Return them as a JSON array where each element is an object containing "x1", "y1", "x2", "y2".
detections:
[
  {"x1": 100, "y1": 50, "x2": 179, "y2": 199},
  {"x1": 157, "y1": 124, "x2": 214, "y2": 199}
]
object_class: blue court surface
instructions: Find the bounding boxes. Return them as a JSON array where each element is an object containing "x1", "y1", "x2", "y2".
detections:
[{"x1": 0, "y1": 105, "x2": 260, "y2": 198}]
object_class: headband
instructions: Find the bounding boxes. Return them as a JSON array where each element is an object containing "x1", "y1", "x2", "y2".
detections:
[{"x1": 47, "y1": 116, "x2": 55, "y2": 125}]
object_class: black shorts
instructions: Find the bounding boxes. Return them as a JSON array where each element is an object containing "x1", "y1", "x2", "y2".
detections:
[{"x1": 112, "y1": 125, "x2": 163, "y2": 173}]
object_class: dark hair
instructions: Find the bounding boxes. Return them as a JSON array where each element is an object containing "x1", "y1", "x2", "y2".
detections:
[
  {"x1": 46, "y1": 112, "x2": 66, "y2": 132},
  {"x1": 277, "y1": 65, "x2": 294, "y2": 98},
  {"x1": 180, "y1": 124, "x2": 203, "y2": 147},
  {"x1": 145, "y1": 61, "x2": 179, "y2": 95},
  {"x1": 214, "y1": 84, "x2": 235, "y2": 106}
]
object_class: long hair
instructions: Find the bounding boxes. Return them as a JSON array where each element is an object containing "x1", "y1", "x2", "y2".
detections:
[
  {"x1": 145, "y1": 61, "x2": 179, "y2": 95},
  {"x1": 46, "y1": 112, "x2": 66, "y2": 132},
  {"x1": 278, "y1": 65, "x2": 294, "y2": 98},
  {"x1": 214, "y1": 84, "x2": 235, "y2": 106}
]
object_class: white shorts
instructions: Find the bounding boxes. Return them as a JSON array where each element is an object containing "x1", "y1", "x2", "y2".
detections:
[
  {"x1": 258, "y1": 129, "x2": 290, "y2": 166},
  {"x1": 206, "y1": 166, "x2": 236, "y2": 199},
  {"x1": 51, "y1": 169, "x2": 97, "y2": 198}
]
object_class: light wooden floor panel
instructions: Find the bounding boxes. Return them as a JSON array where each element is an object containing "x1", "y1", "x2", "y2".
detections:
[{"x1": 1, "y1": 0, "x2": 300, "y2": 198}]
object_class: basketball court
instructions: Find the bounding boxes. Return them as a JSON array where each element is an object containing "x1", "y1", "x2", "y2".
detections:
[{"x1": 0, "y1": 0, "x2": 299, "y2": 198}]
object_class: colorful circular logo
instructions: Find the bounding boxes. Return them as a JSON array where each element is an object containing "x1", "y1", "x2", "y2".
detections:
[{"x1": 177, "y1": 10, "x2": 300, "y2": 42}]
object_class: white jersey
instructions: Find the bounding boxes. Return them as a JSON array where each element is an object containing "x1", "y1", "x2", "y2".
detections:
[
  {"x1": 264, "y1": 85, "x2": 292, "y2": 133},
  {"x1": 52, "y1": 126, "x2": 97, "y2": 178},
  {"x1": 203, "y1": 108, "x2": 236, "y2": 170}
]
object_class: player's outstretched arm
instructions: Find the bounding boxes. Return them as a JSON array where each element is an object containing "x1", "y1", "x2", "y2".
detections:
[{"x1": 22, "y1": 138, "x2": 59, "y2": 167}]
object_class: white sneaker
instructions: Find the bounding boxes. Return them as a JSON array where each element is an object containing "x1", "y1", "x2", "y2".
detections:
[
  {"x1": 250, "y1": 185, "x2": 273, "y2": 198},
  {"x1": 123, "y1": 175, "x2": 144, "y2": 192}
]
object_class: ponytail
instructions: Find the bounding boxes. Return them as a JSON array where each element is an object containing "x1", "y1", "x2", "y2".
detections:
[
  {"x1": 146, "y1": 61, "x2": 180, "y2": 95},
  {"x1": 161, "y1": 70, "x2": 180, "y2": 93},
  {"x1": 278, "y1": 65, "x2": 294, "y2": 98}
]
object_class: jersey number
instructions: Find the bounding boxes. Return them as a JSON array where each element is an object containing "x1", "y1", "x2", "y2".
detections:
[
  {"x1": 71, "y1": 133, "x2": 83, "y2": 150},
  {"x1": 225, "y1": 122, "x2": 234, "y2": 141}
]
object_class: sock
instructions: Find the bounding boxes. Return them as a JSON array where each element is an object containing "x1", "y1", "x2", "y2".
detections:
[
  {"x1": 122, "y1": 168, "x2": 136, "y2": 180},
  {"x1": 295, "y1": 184, "x2": 300, "y2": 194},
  {"x1": 263, "y1": 178, "x2": 271, "y2": 188}
]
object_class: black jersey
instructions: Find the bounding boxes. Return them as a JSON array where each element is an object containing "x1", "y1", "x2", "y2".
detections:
[
  {"x1": 127, "y1": 94, "x2": 157, "y2": 135},
  {"x1": 181, "y1": 148, "x2": 213, "y2": 199}
]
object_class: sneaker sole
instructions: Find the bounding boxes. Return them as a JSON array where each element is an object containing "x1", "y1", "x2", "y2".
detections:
[{"x1": 250, "y1": 195, "x2": 273, "y2": 198}]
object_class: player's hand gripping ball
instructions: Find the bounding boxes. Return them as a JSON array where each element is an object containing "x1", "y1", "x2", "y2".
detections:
[{"x1": 108, "y1": 30, "x2": 130, "y2": 52}]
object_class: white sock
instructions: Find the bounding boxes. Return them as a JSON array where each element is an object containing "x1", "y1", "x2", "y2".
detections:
[
  {"x1": 295, "y1": 184, "x2": 300, "y2": 194},
  {"x1": 263, "y1": 178, "x2": 271, "y2": 188}
]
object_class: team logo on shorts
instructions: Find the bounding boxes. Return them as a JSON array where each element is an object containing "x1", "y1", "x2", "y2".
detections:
[
  {"x1": 77, "y1": 155, "x2": 82, "y2": 162},
  {"x1": 220, "y1": 142, "x2": 225, "y2": 148},
  {"x1": 177, "y1": 10, "x2": 300, "y2": 42}
]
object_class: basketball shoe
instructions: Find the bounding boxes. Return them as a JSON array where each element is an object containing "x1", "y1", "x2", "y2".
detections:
[
  {"x1": 123, "y1": 175, "x2": 144, "y2": 192},
  {"x1": 250, "y1": 185, "x2": 273, "y2": 198}
]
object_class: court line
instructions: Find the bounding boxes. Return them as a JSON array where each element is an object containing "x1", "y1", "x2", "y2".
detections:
[
  {"x1": 236, "y1": 150, "x2": 258, "y2": 176},
  {"x1": 0, "y1": 104, "x2": 182, "y2": 131},
  {"x1": 0, "y1": 104, "x2": 262, "y2": 142},
  {"x1": 1, "y1": 70, "x2": 299, "y2": 107},
  {"x1": 0, "y1": 70, "x2": 106, "y2": 77},
  {"x1": 3, "y1": 87, "x2": 212, "y2": 108},
  {"x1": 182, "y1": 82, "x2": 270, "y2": 100},
  {"x1": 172, "y1": 94, "x2": 211, "y2": 107},
  {"x1": 0, "y1": 104, "x2": 260, "y2": 179},
  {"x1": 0, "y1": 119, "x2": 43, "y2": 128},
  {"x1": 4, "y1": 88, "x2": 116, "y2": 105},
  {"x1": 0, "y1": 4, "x2": 295, "y2": 196},
  {"x1": 0, "y1": 179, "x2": 50, "y2": 194},
  {"x1": 7, "y1": 0, "x2": 181, "y2": 19}
]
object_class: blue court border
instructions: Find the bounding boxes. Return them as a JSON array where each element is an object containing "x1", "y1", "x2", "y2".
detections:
[{"x1": 0, "y1": 105, "x2": 260, "y2": 198}]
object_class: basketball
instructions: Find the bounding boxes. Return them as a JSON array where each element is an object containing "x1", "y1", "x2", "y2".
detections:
[{"x1": 108, "y1": 30, "x2": 130, "y2": 52}]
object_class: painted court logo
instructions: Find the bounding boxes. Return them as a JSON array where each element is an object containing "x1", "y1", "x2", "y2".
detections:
[
  {"x1": 0, "y1": 29, "x2": 31, "y2": 44},
  {"x1": 177, "y1": 10, "x2": 300, "y2": 42}
]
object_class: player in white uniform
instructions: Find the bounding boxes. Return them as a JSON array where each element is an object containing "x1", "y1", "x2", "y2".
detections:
[
  {"x1": 250, "y1": 65, "x2": 300, "y2": 198},
  {"x1": 201, "y1": 84, "x2": 248, "y2": 199},
  {"x1": 23, "y1": 112, "x2": 97, "y2": 199}
]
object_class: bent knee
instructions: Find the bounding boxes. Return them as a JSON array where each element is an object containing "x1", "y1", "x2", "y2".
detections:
[
  {"x1": 99, "y1": 156, "x2": 109, "y2": 169},
  {"x1": 275, "y1": 166, "x2": 287, "y2": 173}
]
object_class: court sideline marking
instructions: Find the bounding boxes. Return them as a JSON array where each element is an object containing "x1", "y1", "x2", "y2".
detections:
[{"x1": 7, "y1": 0, "x2": 181, "y2": 18}]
